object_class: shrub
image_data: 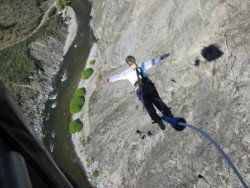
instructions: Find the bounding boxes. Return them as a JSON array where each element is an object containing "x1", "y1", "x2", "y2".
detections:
[
  {"x1": 61, "y1": 0, "x2": 68, "y2": 8},
  {"x1": 92, "y1": 170, "x2": 99, "y2": 179},
  {"x1": 73, "y1": 88, "x2": 86, "y2": 98},
  {"x1": 82, "y1": 68, "x2": 93, "y2": 80},
  {"x1": 69, "y1": 88, "x2": 86, "y2": 115},
  {"x1": 89, "y1": 60, "x2": 96, "y2": 65},
  {"x1": 69, "y1": 96, "x2": 85, "y2": 115},
  {"x1": 69, "y1": 119, "x2": 83, "y2": 133}
]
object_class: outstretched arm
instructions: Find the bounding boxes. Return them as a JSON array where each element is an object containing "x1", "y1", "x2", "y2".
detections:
[
  {"x1": 141, "y1": 53, "x2": 169, "y2": 70},
  {"x1": 100, "y1": 69, "x2": 130, "y2": 85}
]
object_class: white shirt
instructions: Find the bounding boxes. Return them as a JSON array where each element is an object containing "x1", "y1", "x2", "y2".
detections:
[{"x1": 109, "y1": 56, "x2": 162, "y2": 86}]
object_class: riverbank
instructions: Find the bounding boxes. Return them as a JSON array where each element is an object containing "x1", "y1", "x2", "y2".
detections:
[
  {"x1": 71, "y1": 43, "x2": 100, "y2": 186},
  {"x1": 28, "y1": 5, "x2": 78, "y2": 138},
  {"x1": 62, "y1": 6, "x2": 78, "y2": 55},
  {"x1": 42, "y1": 1, "x2": 95, "y2": 186},
  {"x1": 0, "y1": 5, "x2": 77, "y2": 139}
]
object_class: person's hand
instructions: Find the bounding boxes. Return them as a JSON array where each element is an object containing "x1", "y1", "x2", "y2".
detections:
[
  {"x1": 100, "y1": 77, "x2": 109, "y2": 85},
  {"x1": 160, "y1": 53, "x2": 170, "y2": 60}
]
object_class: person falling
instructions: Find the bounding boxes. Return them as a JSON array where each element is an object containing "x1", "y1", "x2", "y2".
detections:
[{"x1": 100, "y1": 54, "x2": 173, "y2": 130}]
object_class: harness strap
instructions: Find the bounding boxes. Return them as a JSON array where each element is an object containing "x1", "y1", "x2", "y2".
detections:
[{"x1": 135, "y1": 66, "x2": 143, "y2": 81}]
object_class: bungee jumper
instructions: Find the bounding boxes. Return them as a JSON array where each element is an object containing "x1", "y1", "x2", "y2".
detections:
[
  {"x1": 100, "y1": 54, "x2": 249, "y2": 188},
  {"x1": 100, "y1": 54, "x2": 173, "y2": 130}
]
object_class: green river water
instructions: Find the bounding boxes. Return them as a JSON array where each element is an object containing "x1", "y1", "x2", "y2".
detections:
[{"x1": 43, "y1": 0, "x2": 95, "y2": 187}]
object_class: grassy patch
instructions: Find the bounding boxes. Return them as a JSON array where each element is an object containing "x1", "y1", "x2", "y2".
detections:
[
  {"x1": 89, "y1": 59, "x2": 96, "y2": 65},
  {"x1": 47, "y1": 6, "x2": 57, "y2": 18},
  {"x1": 73, "y1": 88, "x2": 86, "y2": 98},
  {"x1": 82, "y1": 68, "x2": 93, "y2": 80},
  {"x1": 92, "y1": 170, "x2": 99, "y2": 179},
  {"x1": 61, "y1": 0, "x2": 68, "y2": 8},
  {"x1": 0, "y1": 0, "x2": 52, "y2": 48},
  {"x1": 69, "y1": 119, "x2": 83, "y2": 133},
  {"x1": 0, "y1": 14, "x2": 65, "y2": 84},
  {"x1": 86, "y1": 157, "x2": 95, "y2": 165},
  {"x1": 0, "y1": 0, "x2": 41, "y2": 48}
]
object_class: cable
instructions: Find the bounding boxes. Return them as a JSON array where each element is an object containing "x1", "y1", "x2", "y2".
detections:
[{"x1": 178, "y1": 122, "x2": 249, "y2": 188}]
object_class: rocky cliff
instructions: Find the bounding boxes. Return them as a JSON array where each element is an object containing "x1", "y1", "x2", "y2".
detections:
[
  {"x1": 27, "y1": 6, "x2": 77, "y2": 137},
  {"x1": 5, "y1": 6, "x2": 77, "y2": 138},
  {"x1": 75, "y1": 0, "x2": 250, "y2": 187}
]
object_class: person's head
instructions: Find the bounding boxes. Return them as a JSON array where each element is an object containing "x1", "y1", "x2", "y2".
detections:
[{"x1": 126, "y1": 55, "x2": 137, "y2": 67}]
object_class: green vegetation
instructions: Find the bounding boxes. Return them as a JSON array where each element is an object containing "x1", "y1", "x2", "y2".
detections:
[
  {"x1": 69, "y1": 95, "x2": 85, "y2": 114},
  {"x1": 86, "y1": 157, "x2": 95, "y2": 165},
  {"x1": 66, "y1": 16, "x2": 72, "y2": 21},
  {"x1": 81, "y1": 138, "x2": 87, "y2": 147},
  {"x1": 61, "y1": 0, "x2": 68, "y2": 8},
  {"x1": 212, "y1": 68, "x2": 217, "y2": 76},
  {"x1": 98, "y1": 73, "x2": 103, "y2": 80},
  {"x1": 47, "y1": 6, "x2": 57, "y2": 18},
  {"x1": 69, "y1": 119, "x2": 83, "y2": 133},
  {"x1": 82, "y1": 68, "x2": 94, "y2": 80},
  {"x1": 0, "y1": 14, "x2": 65, "y2": 84},
  {"x1": 89, "y1": 91, "x2": 98, "y2": 105},
  {"x1": 0, "y1": 23, "x2": 5, "y2": 30},
  {"x1": 92, "y1": 170, "x2": 99, "y2": 179},
  {"x1": 89, "y1": 59, "x2": 96, "y2": 65},
  {"x1": 73, "y1": 88, "x2": 86, "y2": 98},
  {"x1": 0, "y1": 0, "x2": 51, "y2": 48},
  {"x1": 236, "y1": 85, "x2": 240, "y2": 92},
  {"x1": 69, "y1": 88, "x2": 86, "y2": 115}
]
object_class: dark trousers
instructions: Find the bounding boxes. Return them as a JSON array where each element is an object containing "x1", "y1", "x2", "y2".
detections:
[{"x1": 136, "y1": 87, "x2": 172, "y2": 122}]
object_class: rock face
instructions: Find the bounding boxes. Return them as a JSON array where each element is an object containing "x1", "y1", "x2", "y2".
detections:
[
  {"x1": 78, "y1": 0, "x2": 249, "y2": 187},
  {"x1": 9, "y1": 6, "x2": 77, "y2": 138},
  {"x1": 28, "y1": 35, "x2": 65, "y2": 136}
]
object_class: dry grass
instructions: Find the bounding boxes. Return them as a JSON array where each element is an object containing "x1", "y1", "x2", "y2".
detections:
[
  {"x1": 0, "y1": 0, "x2": 53, "y2": 49},
  {"x1": 0, "y1": 14, "x2": 66, "y2": 84}
]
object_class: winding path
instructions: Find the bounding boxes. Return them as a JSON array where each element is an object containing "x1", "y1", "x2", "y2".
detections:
[{"x1": 0, "y1": 0, "x2": 57, "y2": 51}]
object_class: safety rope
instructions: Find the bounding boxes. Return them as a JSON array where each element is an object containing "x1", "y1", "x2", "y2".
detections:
[{"x1": 177, "y1": 122, "x2": 249, "y2": 188}]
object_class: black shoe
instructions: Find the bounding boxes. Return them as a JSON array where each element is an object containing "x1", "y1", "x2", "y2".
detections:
[{"x1": 157, "y1": 119, "x2": 166, "y2": 130}]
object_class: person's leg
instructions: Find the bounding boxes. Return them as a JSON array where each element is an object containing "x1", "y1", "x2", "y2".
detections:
[
  {"x1": 136, "y1": 88, "x2": 166, "y2": 130},
  {"x1": 135, "y1": 87, "x2": 145, "y2": 107},
  {"x1": 142, "y1": 96, "x2": 161, "y2": 123},
  {"x1": 143, "y1": 97, "x2": 166, "y2": 130},
  {"x1": 151, "y1": 89, "x2": 173, "y2": 117}
]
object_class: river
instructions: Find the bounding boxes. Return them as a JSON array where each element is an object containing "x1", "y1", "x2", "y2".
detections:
[{"x1": 42, "y1": 0, "x2": 95, "y2": 187}]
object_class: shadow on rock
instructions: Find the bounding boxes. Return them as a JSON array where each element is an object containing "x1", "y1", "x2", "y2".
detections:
[{"x1": 201, "y1": 44, "x2": 223, "y2": 62}]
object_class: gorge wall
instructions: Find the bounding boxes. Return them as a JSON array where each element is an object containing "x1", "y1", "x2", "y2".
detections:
[
  {"x1": 4, "y1": 6, "x2": 77, "y2": 138},
  {"x1": 75, "y1": 0, "x2": 249, "y2": 187}
]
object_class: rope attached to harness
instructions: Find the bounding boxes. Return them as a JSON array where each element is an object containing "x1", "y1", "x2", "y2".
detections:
[{"x1": 162, "y1": 115, "x2": 249, "y2": 188}]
